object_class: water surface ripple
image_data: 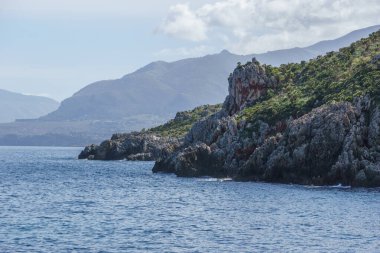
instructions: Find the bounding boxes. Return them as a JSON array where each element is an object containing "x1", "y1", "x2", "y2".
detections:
[{"x1": 0, "y1": 147, "x2": 379, "y2": 252}]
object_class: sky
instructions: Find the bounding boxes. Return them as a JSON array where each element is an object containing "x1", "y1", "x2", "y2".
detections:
[{"x1": 0, "y1": 0, "x2": 379, "y2": 101}]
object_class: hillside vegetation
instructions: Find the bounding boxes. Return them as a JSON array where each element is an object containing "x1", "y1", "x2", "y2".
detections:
[
  {"x1": 239, "y1": 30, "x2": 380, "y2": 125},
  {"x1": 148, "y1": 104, "x2": 222, "y2": 137}
]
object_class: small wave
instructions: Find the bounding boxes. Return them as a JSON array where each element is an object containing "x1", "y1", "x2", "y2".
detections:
[
  {"x1": 304, "y1": 185, "x2": 323, "y2": 189},
  {"x1": 304, "y1": 184, "x2": 351, "y2": 190},
  {"x1": 197, "y1": 177, "x2": 233, "y2": 182},
  {"x1": 218, "y1": 178, "x2": 233, "y2": 182},
  {"x1": 197, "y1": 177, "x2": 218, "y2": 182},
  {"x1": 329, "y1": 184, "x2": 351, "y2": 189}
]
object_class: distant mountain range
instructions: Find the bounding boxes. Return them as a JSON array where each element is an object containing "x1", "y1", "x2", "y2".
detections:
[
  {"x1": 0, "y1": 89, "x2": 59, "y2": 123},
  {"x1": 43, "y1": 25, "x2": 380, "y2": 122},
  {"x1": 0, "y1": 25, "x2": 379, "y2": 146}
]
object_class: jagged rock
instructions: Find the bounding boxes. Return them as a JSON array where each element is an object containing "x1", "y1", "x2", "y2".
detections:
[
  {"x1": 242, "y1": 103, "x2": 358, "y2": 185},
  {"x1": 78, "y1": 132, "x2": 181, "y2": 161},
  {"x1": 153, "y1": 142, "x2": 226, "y2": 177},
  {"x1": 369, "y1": 107, "x2": 380, "y2": 148},
  {"x1": 184, "y1": 111, "x2": 228, "y2": 145},
  {"x1": 353, "y1": 170, "x2": 368, "y2": 186},
  {"x1": 157, "y1": 99, "x2": 380, "y2": 187},
  {"x1": 224, "y1": 61, "x2": 278, "y2": 115},
  {"x1": 78, "y1": 144, "x2": 97, "y2": 159},
  {"x1": 353, "y1": 165, "x2": 380, "y2": 187}
]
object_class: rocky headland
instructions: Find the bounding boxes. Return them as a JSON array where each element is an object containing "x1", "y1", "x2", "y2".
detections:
[
  {"x1": 78, "y1": 132, "x2": 181, "y2": 161},
  {"x1": 80, "y1": 30, "x2": 380, "y2": 187},
  {"x1": 78, "y1": 104, "x2": 221, "y2": 161}
]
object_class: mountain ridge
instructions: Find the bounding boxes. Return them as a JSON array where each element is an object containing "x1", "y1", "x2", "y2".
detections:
[
  {"x1": 1, "y1": 25, "x2": 379, "y2": 146},
  {"x1": 0, "y1": 89, "x2": 59, "y2": 123},
  {"x1": 43, "y1": 25, "x2": 380, "y2": 122}
]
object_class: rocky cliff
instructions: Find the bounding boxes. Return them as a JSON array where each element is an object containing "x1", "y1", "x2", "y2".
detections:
[
  {"x1": 152, "y1": 30, "x2": 380, "y2": 187},
  {"x1": 78, "y1": 132, "x2": 181, "y2": 161},
  {"x1": 154, "y1": 96, "x2": 380, "y2": 186},
  {"x1": 78, "y1": 104, "x2": 221, "y2": 160},
  {"x1": 80, "y1": 30, "x2": 380, "y2": 187}
]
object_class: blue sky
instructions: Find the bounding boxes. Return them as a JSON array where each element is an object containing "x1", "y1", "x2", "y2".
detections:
[{"x1": 1, "y1": 0, "x2": 379, "y2": 101}]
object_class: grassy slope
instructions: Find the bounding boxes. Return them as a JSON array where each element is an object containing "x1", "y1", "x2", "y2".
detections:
[
  {"x1": 148, "y1": 104, "x2": 222, "y2": 137},
  {"x1": 239, "y1": 30, "x2": 380, "y2": 125},
  {"x1": 146, "y1": 31, "x2": 379, "y2": 138}
]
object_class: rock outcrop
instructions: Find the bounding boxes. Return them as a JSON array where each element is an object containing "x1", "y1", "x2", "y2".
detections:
[
  {"x1": 78, "y1": 132, "x2": 181, "y2": 161},
  {"x1": 240, "y1": 98, "x2": 380, "y2": 187},
  {"x1": 80, "y1": 31, "x2": 380, "y2": 187},
  {"x1": 224, "y1": 59, "x2": 279, "y2": 115},
  {"x1": 78, "y1": 104, "x2": 221, "y2": 161},
  {"x1": 152, "y1": 56, "x2": 380, "y2": 187},
  {"x1": 154, "y1": 99, "x2": 380, "y2": 188}
]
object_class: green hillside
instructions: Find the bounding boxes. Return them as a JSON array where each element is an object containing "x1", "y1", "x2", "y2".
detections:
[
  {"x1": 148, "y1": 104, "x2": 222, "y2": 137},
  {"x1": 239, "y1": 30, "x2": 380, "y2": 125}
]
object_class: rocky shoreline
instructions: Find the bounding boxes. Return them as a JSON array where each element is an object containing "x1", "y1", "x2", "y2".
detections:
[
  {"x1": 80, "y1": 63, "x2": 380, "y2": 187},
  {"x1": 79, "y1": 32, "x2": 380, "y2": 187},
  {"x1": 150, "y1": 60, "x2": 380, "y2": 187},
  {"x1": 153, "y1": 97, "x2": 380, "y2": 187},
  {"x1": 78, "y1": 132, "x2": 181, "y2": 161}
]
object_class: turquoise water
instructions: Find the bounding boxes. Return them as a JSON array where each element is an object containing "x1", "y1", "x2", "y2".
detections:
[{"x1": 0, "y1": 146, "x2": 379, "y2": 252}]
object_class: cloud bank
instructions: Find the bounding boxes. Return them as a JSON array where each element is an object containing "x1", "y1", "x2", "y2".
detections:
[
  {"x1": 156, "y1": 4, "x2": 208, "y2": 41},
  {"x1": 157, "y1": 0, "x2": 380, "y2": 54}
]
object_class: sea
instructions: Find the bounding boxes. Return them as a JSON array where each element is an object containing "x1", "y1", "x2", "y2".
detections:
[{"x1": 0, "y1": 146, "x2": 379, "y2": 252}]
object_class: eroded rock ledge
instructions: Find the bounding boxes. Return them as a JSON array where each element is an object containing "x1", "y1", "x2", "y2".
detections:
[{"x1": 78, "y1": 132, "x2": 181, "y2": 161}]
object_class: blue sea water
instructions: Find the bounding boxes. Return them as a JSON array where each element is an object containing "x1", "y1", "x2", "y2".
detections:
[{"x1": 0, "y1": 146, "x2": 379, "y2": 253}]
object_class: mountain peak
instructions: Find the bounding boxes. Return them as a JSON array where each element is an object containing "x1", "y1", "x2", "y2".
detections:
[
  {"x1": 0, "y1": 89, "x2": 59, "y2": 123},
  {"x1": 220, "y1": 49, "x2": 231, "y2": 55}
]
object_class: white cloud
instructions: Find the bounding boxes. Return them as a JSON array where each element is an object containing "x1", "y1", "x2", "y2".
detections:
[
  {"x1": 156, "y1": 4, "x2": 208, "y2": 41},
  {"x1": 158, "y1": 0, "x2": 380, "y2": 54}
]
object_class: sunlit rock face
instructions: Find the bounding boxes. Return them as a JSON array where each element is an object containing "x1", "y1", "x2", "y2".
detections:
[{"x1": 223, "y1": 59, "x2": 279, "y2": 115}]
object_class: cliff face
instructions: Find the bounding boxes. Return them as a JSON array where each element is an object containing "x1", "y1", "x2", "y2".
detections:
[
  {"x1": 79, "y1": 30, "x2": 380, "y2": 187},
  {"x1": 153, "y1": 64, "x2": 380, "y2": 187},
  {"x1": 152, "y1": 28, "x2": 380, "y2": 187},
  {"x1": 78, "y1": 133, "x2": 181, "y2": 161},
  {"x1": 224, "y1": 59, "x2": 279, "y2": 115}
]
